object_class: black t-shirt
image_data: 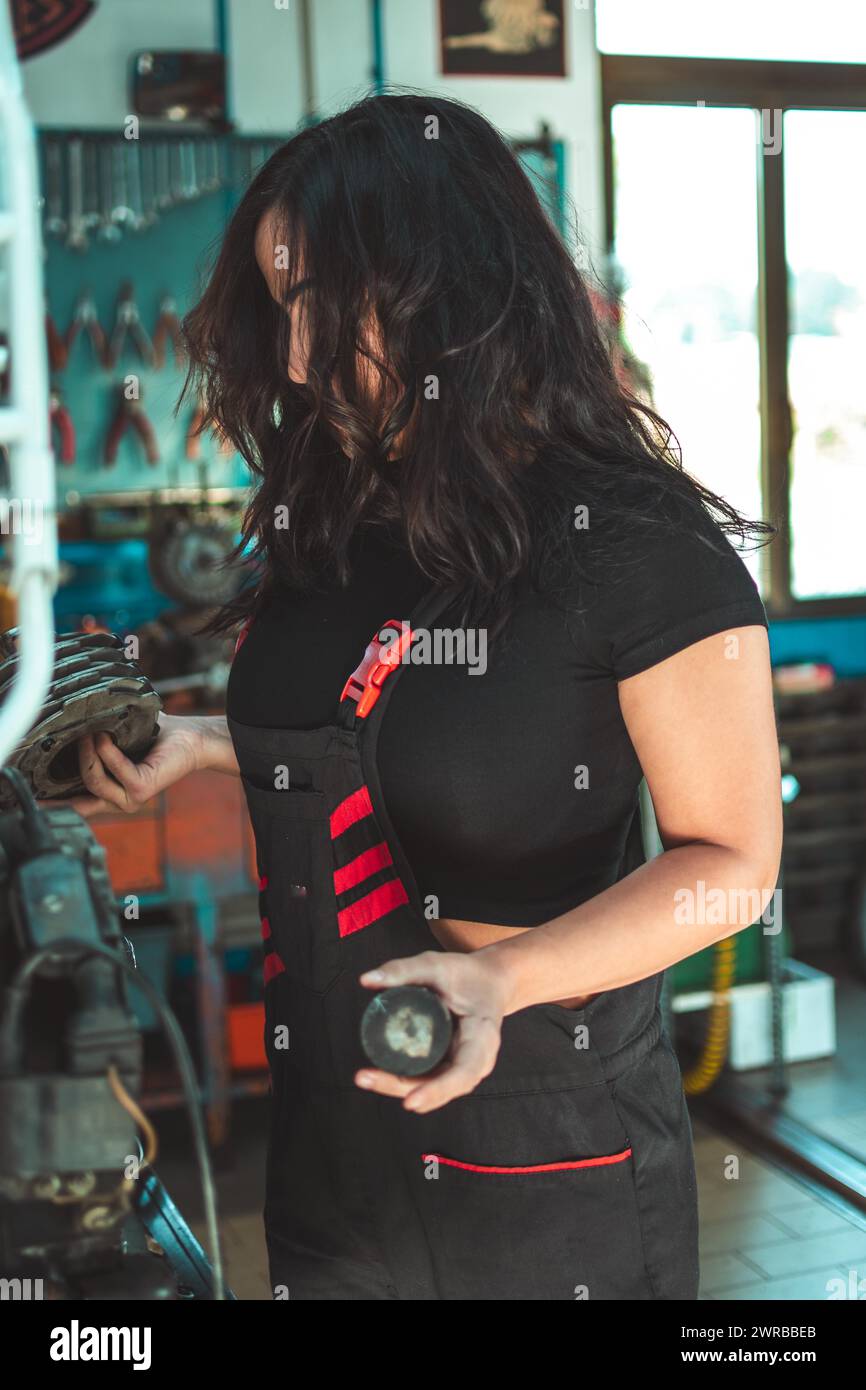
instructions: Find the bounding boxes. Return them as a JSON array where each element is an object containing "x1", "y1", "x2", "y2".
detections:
[{"x1": 227, "y1": 491, "x2": 768, "y2": 927}]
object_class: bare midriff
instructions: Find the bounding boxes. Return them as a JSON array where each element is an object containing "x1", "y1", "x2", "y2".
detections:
[{"x1": 428, "y1": 916, "x2": 598, "y2": 1011}]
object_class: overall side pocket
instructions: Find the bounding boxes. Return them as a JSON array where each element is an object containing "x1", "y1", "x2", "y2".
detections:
[
  {"x1": 401, "y1": 1083, "x2": 653, "y2": 1300},
  {"x1": 241, "y1": 778, "x2": 342, "y2": 994}
]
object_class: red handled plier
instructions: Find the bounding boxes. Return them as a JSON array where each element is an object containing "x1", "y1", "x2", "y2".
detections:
[
  {"x1": 105, "y1": 385, "x2": 160, "y2": 467},
  {"x1": 64, "y1": 290, "x2": 107, "y2": 367},
  {"x1": 106, "y1": 281, "x2": 156, "y2": 369},
  {"x1": 49, "y1": 386, "x2": 76, "y2": 465},
  {"x1": 186, "y1": 399, "x2": 234, "y2": 460},
  {"x1": 46, "y1": 310, "x2": 68, "y2": 372},
  {"x1": 153, "y1": 294, "x2": 185, "y2": 369}
]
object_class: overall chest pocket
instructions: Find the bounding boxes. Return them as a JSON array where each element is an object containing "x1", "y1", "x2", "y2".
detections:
[{"x1": 242, "y1": 778, "x2": 342, "y2": 994}]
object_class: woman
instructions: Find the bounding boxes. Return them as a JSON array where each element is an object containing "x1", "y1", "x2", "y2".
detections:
[{"x1": 76, "y1": 94, "x2": 781, "y2": 1301}]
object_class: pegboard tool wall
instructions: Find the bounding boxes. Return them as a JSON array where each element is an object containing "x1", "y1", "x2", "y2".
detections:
[{"x1": 44, "y1": 187, "x2": 248, "y2": 502}]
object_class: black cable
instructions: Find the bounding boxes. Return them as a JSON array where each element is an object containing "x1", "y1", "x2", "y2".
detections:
[
  {"x1": 0, "y1": 937, "x2": 225, "y2": 1301},
  {"x1": 0, "y1": 766, "x2": 55, "y2": 853}
]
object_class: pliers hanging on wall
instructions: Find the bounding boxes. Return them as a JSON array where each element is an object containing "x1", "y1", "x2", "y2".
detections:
[
  {"x1": 49, "y1": 385, "x2": 76, "y2": 465},
  {"x1": 153, "y1": 294, "x2": 186, "y2": 369},
  {"x1": 64, "y1": 289, "x2": 108, "y2": 367},
  {"x1": 185, "y1": 399, "x2": 234, "y2": 460},
  {"x1": 105, "y1": 281, "x2": 156, "y2": 369},
  {"x1": 45, "y1": 308, "x2": 68, "y2": 372},
  {"x1": 104, "y1": 384, "x2": 160, "y2": 467}
]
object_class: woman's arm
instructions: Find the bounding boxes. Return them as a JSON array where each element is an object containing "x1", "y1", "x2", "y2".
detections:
[
  {"x1": 356, "y1": 625, "x2": 782, "y2": 1111},
  {"x1": 71, "y1": 713, "x2": 239, "y2": 816}
]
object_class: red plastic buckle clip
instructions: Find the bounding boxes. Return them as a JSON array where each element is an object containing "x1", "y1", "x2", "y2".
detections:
[{"x1": 340, "y1": 619, "x2": 413, "y2": 718}]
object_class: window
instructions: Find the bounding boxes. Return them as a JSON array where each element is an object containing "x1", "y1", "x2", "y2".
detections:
[
  {"x1": 603, "y1": 55, "x2": 866, "y2": 612},
  {"x1": 596, "y1": 0, "x2": 866, "y2": 64}
]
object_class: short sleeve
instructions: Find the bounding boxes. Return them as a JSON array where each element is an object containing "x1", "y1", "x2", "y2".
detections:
[{"x1": 568, "y1": 500, "x2": 768, "y2": 681}]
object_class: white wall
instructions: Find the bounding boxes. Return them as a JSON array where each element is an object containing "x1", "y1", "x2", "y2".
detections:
[
  {"x1": 22, "y1": 0, "x2": 217, "y2": 129},
  {"x1": 229, "y1": 0, "x2": 603, "y2": 261},
  {"x1": 381, "y1": 1, "x2": 604, "y2": 260},
  {"x1": 226, "y1": 0, "x2": 306, "y2": 134}
]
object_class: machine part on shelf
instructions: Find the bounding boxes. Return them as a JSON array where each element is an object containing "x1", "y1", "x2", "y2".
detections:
[
  {"x1": 153, "y1": 294, "x2": 185, "y2": 369},
  {"x1": 49, "y1": 386, "x2": 76, "y2": 465},
  {"x1": 104, "y1": 384, "x2": 160, "y2": 466},
  {"x1": 682, "y1": 935, "x2": 737, "y2": 1096},
  {"x1": 361, "y1": 986, "x2": 454, "y2": 1076},
  {"x1": 0, "y1": 628, "x2": 162, "y2": 807},
  {"x1": 45, "y1": 309, "x2": 67, "y2": 372},
  {"x1": 65, "y1": 288, "x2": 107, "y2": 365},
  {"x1": 148, "y1": 514, "x2": 241, "y2": 606},
  {"x1": 134, "y1": 608, "x2": 235, "y2": 703},
  {"x1": 106, "y1": 281, "x2": 155, "y2": 368},
  {"x1": 65, "y1": 134, "x2": 88, "y2": 251}
]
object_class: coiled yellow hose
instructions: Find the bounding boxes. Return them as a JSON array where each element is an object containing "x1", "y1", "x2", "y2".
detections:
[{"x1": 682, "y1": 935, "x2": 737, "y2": 1095}]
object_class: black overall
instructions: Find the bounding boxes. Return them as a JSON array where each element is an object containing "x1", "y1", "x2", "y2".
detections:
[{"x1": 229, "y1": 584, "x2": 699, "y2": 1301}]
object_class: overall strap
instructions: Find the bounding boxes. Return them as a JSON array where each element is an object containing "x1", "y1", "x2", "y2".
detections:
[
  {"x1": 337, "y1": 619, "x2": 413, "y2": 730},
  {"x1": 336, "y1": 583, "x2": 464, "y2": 731}
]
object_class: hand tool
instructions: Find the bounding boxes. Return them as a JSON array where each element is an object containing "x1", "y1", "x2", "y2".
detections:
[
  {"x1": 105, "y1": 281, "x2": 155, "y2": 368},
  {"x1": 360, "y1": 986, "x2": 454, "y2": 1076},
  {"x1": 185, "y1": 401, "x2": 234, "y2": 459},
  {"x1": 82, "y1": 139, "x2": 102, "y2": 232},
  {"x1": 43, "y1": 136, "x2": 66, "y2": 239},
  {"x1": 104, "y1": 384, "x2": 160, "y2": 467},
  {"x1": 152, "y1": 294, "x2": 185, "y2": 369},
  {"x1": 64, "y1": 289, "x2": 107, "y2": 366},
  {"x1": 65, "y1": 137, "x2": 88, "y2": 251},
  {"x1": 97, "y1": 140, "x2": 122, "y2": 243},
  {"x1": 49, "y1": 385, "x2": 76, "y2": 465},
  {"x1": 45, "y1": 308, "x2": 67, "y2": 372}
]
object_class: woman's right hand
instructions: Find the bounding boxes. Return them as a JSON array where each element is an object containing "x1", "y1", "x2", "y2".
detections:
[{"x1": 71, "y1": 713, "x2": 238, "y2": 817}]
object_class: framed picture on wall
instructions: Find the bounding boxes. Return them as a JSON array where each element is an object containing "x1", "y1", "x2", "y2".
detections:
[{"x1": 439, "y1": 0, "x2": 567, "y2": 78}]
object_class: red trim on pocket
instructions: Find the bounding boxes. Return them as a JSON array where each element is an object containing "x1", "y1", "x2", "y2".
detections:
[
  {"x1": 258, "y1": 874, "x2": 268, "y2": 891},
  {"x1": 263, "y1": 950, "x2": 286, "y2": 984},
  {"x1": 330, "y1": 785, "x2": 373, "y2": 838},
  {"x1": 260, "y1": 915, "x2": 271, "y2": 941},
  {"x1": 333, "y1": 841, "x2": 394, "y2": 895},
  {"x1": 421, "y1": 1147, "x2": 633, "y2": 1174},
  {"x1": 337, "y1": 877, "x2": 409, "y2": 936}
]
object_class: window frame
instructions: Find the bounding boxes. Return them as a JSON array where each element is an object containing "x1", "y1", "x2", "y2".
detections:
[{"x1": 601, "y1": 55, "x2": 866, "y2": 618}]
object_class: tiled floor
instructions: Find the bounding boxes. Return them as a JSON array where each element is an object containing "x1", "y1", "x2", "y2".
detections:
[
  {"x1": 692, "y1": 1121, "x2": 866, "y2": 1300},
  {"x1": 733, "y1": 964, "x2": 866, "y2": 1162},
  {"x1": 163, "y1": 1103, "x2": 866, "y2": 1300}
]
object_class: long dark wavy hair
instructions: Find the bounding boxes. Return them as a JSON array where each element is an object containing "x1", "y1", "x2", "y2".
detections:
[{"x1": 183, "y1": 91, "x2": 772, "y2": 641}]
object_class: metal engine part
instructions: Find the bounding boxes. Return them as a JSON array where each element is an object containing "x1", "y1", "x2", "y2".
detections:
[
  {"x1": 148, "y1": 514, "x2": 241, "y2": 607},
  {"x1": 0, "y1": 628, "x2": 161, "y2": 808}
]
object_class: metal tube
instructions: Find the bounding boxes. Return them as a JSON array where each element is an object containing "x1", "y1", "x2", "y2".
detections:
[{"x1": 0, "y1": 0, "x2": 58, "y2": 766}]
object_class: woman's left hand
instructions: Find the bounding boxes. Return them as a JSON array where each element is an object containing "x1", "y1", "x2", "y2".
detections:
[{"x1": 355, "y1": 949, "x2": 509, "y2": 1113}]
